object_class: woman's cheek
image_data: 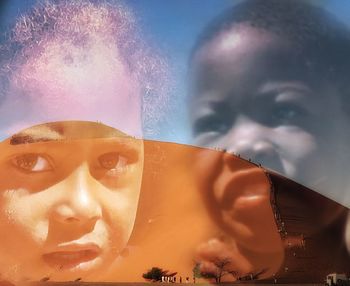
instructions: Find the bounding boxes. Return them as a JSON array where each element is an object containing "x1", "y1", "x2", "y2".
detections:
[
  {"x1": 6, "y1": 191, "x2": 48, "y2": 242},
  {"x1": 0, "y1": 191, "x2": 47, "y2": 269}
]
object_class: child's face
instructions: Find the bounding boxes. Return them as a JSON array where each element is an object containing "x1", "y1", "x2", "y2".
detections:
[
  {"x1": 190, "y1": 25, "x2": 350, "y2": 204},
  {"x1": 0, "y1": 122, "x2": 144, "y2": 282}
]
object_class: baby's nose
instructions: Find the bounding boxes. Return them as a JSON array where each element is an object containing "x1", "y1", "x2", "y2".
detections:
[{"x1": 223, "y1": 117, "x2": 281, "y2": 169}]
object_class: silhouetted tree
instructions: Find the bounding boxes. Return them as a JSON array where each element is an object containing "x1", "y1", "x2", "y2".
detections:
[
  {"x1": 193, "y1": 263, "x2": 202, "y2": 279},
  {"x1": 194, "y1": 258, "x2": 238, "y2": 283},
  {"x1": 142, "y1": 267, "x2": 177, "y2": 282},
  {"x1": 40, "y1": 277, "x2": 50, "y2": 282}
]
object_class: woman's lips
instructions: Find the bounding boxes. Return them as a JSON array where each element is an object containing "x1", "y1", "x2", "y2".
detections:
[{"x1": 42, "y1": 244, "x2": 101, "y2": 270}]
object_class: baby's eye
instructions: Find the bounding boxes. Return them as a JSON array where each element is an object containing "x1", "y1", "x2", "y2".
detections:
[
  {"x1": 193, "y1": 115, "x2": 231, "y2": 135},
  {"x1": 98, "y1": 152, "x2": 128, "y2": 171},
  {"x1": 271, "y1": 104, "x2": 307, "y2": 125},
  {"x1": 12, "y1": 154, "x2": 53, "y2": 172}
]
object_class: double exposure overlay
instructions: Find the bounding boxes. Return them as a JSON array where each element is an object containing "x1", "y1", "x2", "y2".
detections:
[
  {"x1": 0, "y1": 121, "x2": 348, "y2": 284},
  {"x1": 0, "y1": 0, "x2": 350, "y2": 285}
]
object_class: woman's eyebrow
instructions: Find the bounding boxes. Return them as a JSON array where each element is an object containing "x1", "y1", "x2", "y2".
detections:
[
  {"x1": 10, "y1": 128, "x2": 63, "y2": 145},
  {"x1": 9, "y1": 123, "x2": 133, "y2": 146},
  {"x1": 92, "y1": 138, "x2": 142, "y2": 152}
]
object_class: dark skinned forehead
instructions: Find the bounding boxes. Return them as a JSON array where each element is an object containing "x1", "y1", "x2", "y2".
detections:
[
  {"x1": 192, "y1": 0, "x2": 350, "y2": 56},
  {"x1": 190, "y1": 0, "x2": 350, "y2": 89}
]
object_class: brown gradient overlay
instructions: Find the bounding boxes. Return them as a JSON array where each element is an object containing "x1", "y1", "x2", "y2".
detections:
[{"x1": 0, "y1": 121, "x2": 349, "y2": 284}]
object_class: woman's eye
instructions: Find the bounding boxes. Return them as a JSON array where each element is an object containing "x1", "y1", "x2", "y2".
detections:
[
  {"x1": 98, "y1": 152, "x2": 128, "y2": 170},
  {"x1": 12, "y1": 154, "x2": 53, "y2": 172}
]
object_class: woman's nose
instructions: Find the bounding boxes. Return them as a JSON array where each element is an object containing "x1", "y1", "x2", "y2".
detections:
[{"x1": 50, "y1": 162, "x2": 102, "y2": 224}]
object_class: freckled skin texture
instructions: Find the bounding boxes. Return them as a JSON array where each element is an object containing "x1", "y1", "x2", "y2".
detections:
[
  {"x1": 189, "y1": 25, "x2": 350, "y2": 280},
  {"x1": 0, "y1": 40, "x2": 142, "y2": 138},
  {"x1": 0, "y1": 122, "x2": 143, "y2": 282}
]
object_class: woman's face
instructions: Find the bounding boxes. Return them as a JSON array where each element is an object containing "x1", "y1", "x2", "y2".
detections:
[
  {"x1": 190, "y1": 25, "x2": 350, "y2": 205},
  {"x1": 0, "y1": 122, "x2": 144, "y2": 282}
]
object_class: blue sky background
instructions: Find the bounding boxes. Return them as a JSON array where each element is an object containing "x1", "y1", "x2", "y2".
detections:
[{"x1": 2, "y1": 0, "x2": 350, "y2": 143}]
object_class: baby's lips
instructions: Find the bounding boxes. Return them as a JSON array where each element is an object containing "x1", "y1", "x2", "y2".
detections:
[
  {"x1": 216, "y1": 167, "x2": 269, "y2": 210},
  {"x1": 222, "y1": 195, "x2": 278, "y2": 243},
  {"x1": 222, "y1": 192, "x2": 272, "y2": 232},
  {"x1": 214, "y1": 168, "x2": 280, "y2": 252},
  {"x1": 220, "y1": 212, "x2": 281, "y2": 254}
]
